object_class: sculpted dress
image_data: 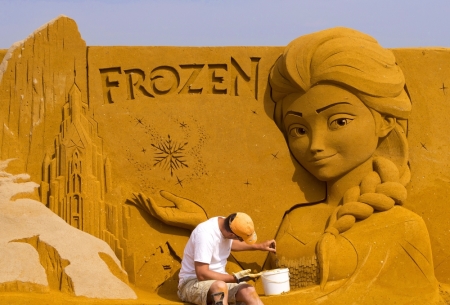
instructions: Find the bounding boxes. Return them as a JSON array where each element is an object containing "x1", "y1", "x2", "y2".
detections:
[{"x1": 268, "y1": 203, "x2": 443, "y2": 304}]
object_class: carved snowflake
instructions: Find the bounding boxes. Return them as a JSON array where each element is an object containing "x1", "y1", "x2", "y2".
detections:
[{"x1": 151, "y1": 135, "x2": 188, "y2": 176}]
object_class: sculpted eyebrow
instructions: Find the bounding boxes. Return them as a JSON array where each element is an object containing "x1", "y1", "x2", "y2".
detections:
[
  {"x1": 316, "y1": 102, "x2": 351, "y2": 114},
  {"x1": 285, "y1": 110, "x2": 302, "y2": 118}
]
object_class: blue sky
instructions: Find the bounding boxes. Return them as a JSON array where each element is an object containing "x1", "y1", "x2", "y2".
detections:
[{"x1": 0, "y1": 0, "x2": 449, "y2": 48}]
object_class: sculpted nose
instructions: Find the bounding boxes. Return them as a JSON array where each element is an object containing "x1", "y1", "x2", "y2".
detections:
[{"x1": 309, "y1": 130, "x2": 326, "y2": 153}]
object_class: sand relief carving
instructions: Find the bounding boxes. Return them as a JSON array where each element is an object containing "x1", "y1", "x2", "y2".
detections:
[
  {"x1": 39, "y1": 82, "x2": 133, "y2": 271},
  {"x1": 266, "y1": 28, "x2": 439, "y2": 302},
  {"x1": 138, "y1": 28, "x2": 444, "y2": 303},
  {"x1": 2, "y1": 15, "x2": 450, "y2": 304},
  {"x1": 99, "y1": 56, "x2": 260, "y2": 104}
]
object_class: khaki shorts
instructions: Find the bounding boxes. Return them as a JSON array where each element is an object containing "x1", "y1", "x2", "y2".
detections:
[{"x1": 177, "y1": 277, "x2": 246, "y2": 305}]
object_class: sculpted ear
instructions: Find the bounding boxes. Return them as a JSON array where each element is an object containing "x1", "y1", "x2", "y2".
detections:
[{"x1": 376, "y1": 115, "x2": 396, "y2": 138}]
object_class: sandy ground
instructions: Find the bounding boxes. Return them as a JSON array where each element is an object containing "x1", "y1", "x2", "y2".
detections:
[{"x1": 0, "y1": 287, "x2": 188, "y2": 305}]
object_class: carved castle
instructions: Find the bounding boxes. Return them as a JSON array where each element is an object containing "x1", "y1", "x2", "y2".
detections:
[{"x1": 39, "y1": 83, "x2": 135, "y2": 280}]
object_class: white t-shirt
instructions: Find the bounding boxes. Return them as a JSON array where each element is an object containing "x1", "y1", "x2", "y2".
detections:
[{"x1": 178, "y1": 217, "x2": 233, "y2": 281}]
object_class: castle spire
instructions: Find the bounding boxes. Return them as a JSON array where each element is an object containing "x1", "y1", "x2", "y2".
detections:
[{"x1": 68, "y1": 83, "x2": 82, "y2": 122}]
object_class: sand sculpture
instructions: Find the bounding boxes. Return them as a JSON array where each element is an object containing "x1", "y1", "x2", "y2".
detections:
[{"x1": 1, "y1": 15, "x2": 450, "y2": 304}]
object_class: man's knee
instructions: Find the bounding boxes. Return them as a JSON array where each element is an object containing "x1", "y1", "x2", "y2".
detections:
[
  {"x1": 209, "y1": 280, "x2": 228, "y2": 292},
  {"x1": 208, "y1": 281, "x2": 228, "y2": 305},
  {"x1": 236, "y1": 284, "x2": 259, "y2": 300}
]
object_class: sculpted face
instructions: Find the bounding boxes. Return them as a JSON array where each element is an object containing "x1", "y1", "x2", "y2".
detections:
[{"x1": 283, "y1": 84, "x2": 379, "y2": 181}]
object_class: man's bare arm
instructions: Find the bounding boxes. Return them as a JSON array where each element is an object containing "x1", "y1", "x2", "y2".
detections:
[
  {"x1": 231, "y1": 239, "x2": 276, "y2": 252},
  {"x1": 194, "y1": 262, "x2": 236, "y2": 283}
]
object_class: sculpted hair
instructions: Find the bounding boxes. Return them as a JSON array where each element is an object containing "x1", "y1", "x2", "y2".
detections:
[
  {"x1": 270, "y1": 27, "x2": 411, "y2": 130},
  {"x1": 268, "y1": 27, "x2": 412, "y2": 289}
]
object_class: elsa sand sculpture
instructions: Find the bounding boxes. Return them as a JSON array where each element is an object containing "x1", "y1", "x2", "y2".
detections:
[
  {"x1": 132, "y1": 28, "x2": 444, "y2": 303},
  {"x1": 267, "y1": 27, "x2": 442, "y2": 302}
]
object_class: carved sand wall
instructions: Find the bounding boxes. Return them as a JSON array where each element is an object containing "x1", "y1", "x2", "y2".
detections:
[
  {"x1": 1, "y1": 15, "x2": 450, "y2": 304},
  {"x1": 393, "y1": 49, "x2": 450, "y2": 284},
  {"x1": 0, "y1": 16, "x2": 136, "y2": 301},
  {"x1": 0, "y1": 159, "x2": 136, "y2": 299},
  {"x1": 87, "y1": 46, "x2": 326, "y2": 291},
  {"x1": 0, "y1": 16, "x2": 87, "y2": 179}
]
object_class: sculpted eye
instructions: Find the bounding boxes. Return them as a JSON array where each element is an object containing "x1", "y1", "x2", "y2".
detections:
[
  {"x1": 288, "y1": 125, "x2": 307, "y2": 137},
  {"x1": 329, "y1": 118, "x2": 353, "y2": 130}
]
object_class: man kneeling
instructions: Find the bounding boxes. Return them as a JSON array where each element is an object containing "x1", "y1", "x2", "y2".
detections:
[{"x1": 177, "y1": 212, "x2": 276, "y2": 305}]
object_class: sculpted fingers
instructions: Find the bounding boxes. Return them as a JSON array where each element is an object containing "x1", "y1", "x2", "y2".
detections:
[
  {"x1": 130, "y1": 191, "x2": 207, "y2": 230},
  {"x1": 160, "y1": 190, "x2": 204, "y2": 213},
  {"x1": 131, "y1": 192, "x2": 158, "y2": 218},
  {"x1": 131, "y1": 192, "x2": 184, "y2": 225}
]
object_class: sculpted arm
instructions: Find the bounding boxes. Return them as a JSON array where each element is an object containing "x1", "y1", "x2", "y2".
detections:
[{"x1": 130, "y1": 191, "x2": 207, "y2": 230}]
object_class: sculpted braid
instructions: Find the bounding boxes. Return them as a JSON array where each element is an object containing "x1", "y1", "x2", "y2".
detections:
[{"x1": 317, "y1": 156, "x2": 410, "y2": 289}]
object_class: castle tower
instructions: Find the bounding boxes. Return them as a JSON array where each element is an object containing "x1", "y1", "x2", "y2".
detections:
[
  {"x1": 40, "y1": 83, "x2": 106, "y2": 237},
  {"x1": 40, "y1": 82, "x2": 130, "y2": 270}
]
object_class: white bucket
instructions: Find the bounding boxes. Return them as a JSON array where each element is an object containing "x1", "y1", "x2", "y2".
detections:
[{"x1": 261, "y1": 268, "x2": 290, "y2": 296}]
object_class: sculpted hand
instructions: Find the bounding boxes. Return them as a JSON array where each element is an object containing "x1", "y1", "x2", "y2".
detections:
[
  {"x1": 130, "y1": 191, "x2": 207, "y2": 230},
  {"x1": 233, "y1": 269, "x2": 261, "y2": 283}
]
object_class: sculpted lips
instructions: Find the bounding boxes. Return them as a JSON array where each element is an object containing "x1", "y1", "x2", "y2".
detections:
[{"x1": 309, "y1": 154, "x2": 337, "y2": 165}]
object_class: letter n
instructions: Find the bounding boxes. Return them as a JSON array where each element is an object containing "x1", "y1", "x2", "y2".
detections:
[{"x1": 230, "y1": 57, "x2": 260, "y2": 100}]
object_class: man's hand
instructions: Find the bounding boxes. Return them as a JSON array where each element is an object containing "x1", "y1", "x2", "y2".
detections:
[
  {"x1": 233, "y1": 269, "x2": 262, "y2": 283},
  {"x1": 231, "y1": 239, "x2": 277, "y2": 252},
  {"x1": 260, "y1": 239, "x2": 277, "y2": 253}
]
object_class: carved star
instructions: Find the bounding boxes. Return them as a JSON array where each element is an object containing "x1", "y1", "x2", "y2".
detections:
[
  {"x1": 135, "y1": 117, "x2": 144, "y2": 126},
  {"x1": 440, "y1": 83, "x2": 448, "y2": 95},
  {"x1": 175, "y1": 176, "x2": 184, "y2": 187}
]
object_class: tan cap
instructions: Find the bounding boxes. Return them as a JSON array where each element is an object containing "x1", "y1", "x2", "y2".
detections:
[{"x1": 230, "y1": 212, "x2": 257, "y2": 244}]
